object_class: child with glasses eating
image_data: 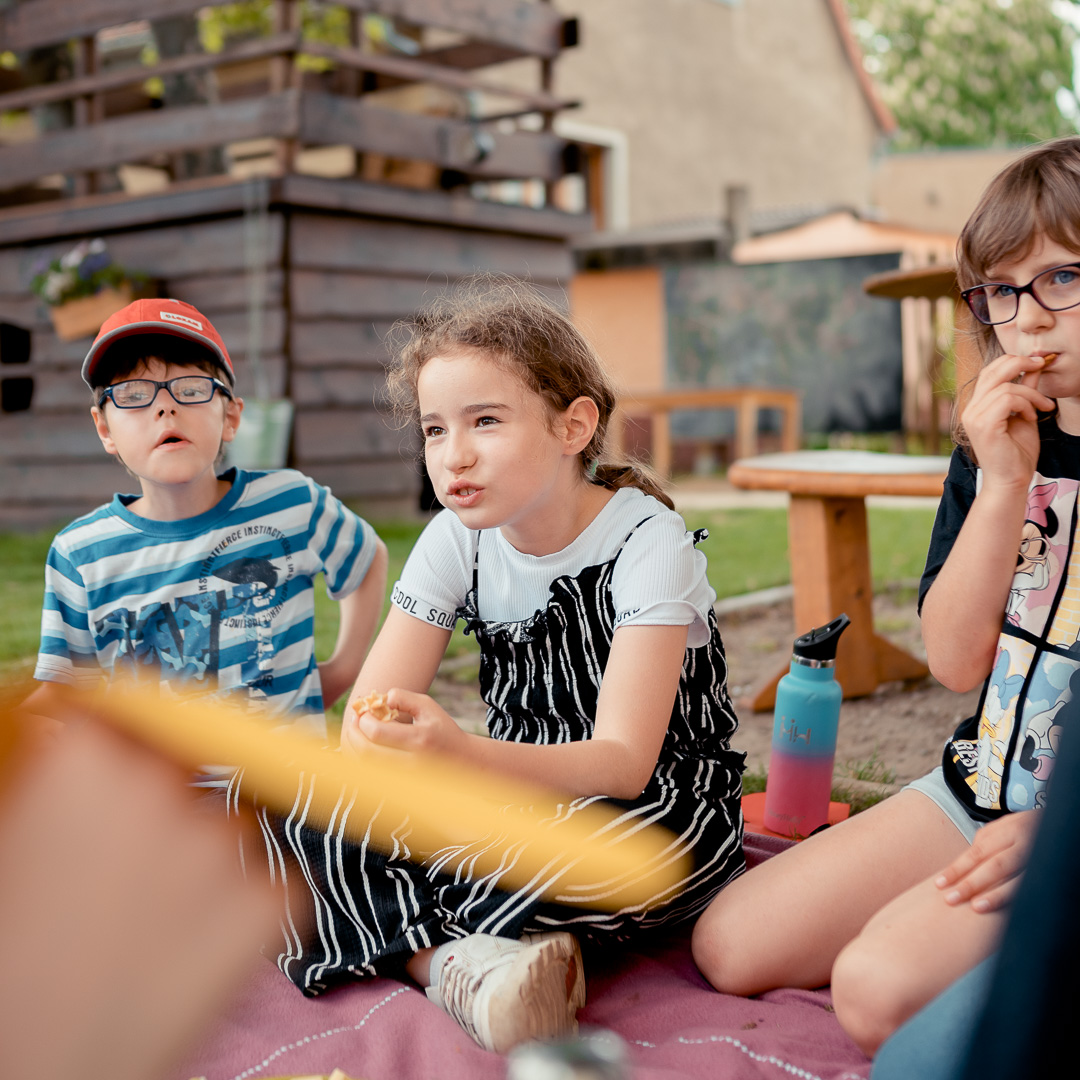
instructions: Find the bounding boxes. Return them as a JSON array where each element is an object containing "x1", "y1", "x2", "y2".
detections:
[
  {"x1": 692, "y1": 135, "x2": 1080, "y2": 1059},
  {"x1": 23, "y1": 298, "x2": 387, "y2": 752}
]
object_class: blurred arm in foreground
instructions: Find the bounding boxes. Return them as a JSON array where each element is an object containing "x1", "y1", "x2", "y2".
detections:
[{"x1": 0, "y1": 704, "x2": 276, "y2": 1080}]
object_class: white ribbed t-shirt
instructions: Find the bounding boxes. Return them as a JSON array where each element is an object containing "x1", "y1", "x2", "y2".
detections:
[{"x1": 392, "y1": 487, "x2": 716, "y2": 647}]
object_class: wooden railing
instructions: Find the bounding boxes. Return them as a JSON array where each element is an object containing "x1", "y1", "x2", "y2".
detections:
[
  {"x1": 0, "y1": 0, "x2": 582, "y2": 204},
  {"x1": 0, "y1": 0, "x2": 570, "y2": 59}
]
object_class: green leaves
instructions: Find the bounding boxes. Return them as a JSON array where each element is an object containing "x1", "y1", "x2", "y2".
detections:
[{"x1": 847, "y1": 0, "x2": 1078, "y2": 148}]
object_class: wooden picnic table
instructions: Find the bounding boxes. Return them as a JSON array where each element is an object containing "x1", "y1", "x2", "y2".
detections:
[
  {"x1": 728, "y1": 449, "x2": 950, "y2": 711},
  {"x1": 610, "y1": 387, "x2": 802, "y2": 478}
]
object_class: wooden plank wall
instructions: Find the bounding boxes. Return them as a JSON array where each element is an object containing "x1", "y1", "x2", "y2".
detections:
[
  {"x1": 0, "y1": 204, "x2": 575, "y2": 528},
  {"x1": 286, "y1": 209, "x2": 574, "y2": 500}
]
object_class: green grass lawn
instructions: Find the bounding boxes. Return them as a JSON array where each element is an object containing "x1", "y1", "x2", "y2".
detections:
[
  {"x1": 0, "y1": 504, "x2": 937, "y2": 692},
  {"x1": 0, "y1": 530, "x2": 59, "y2": 675}
]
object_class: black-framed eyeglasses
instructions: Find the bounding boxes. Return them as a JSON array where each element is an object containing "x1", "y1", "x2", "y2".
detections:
[
  {"x1": 97, "y1": 376, "x2": 233, "y2": 410},
  {"x1": 961, "y1": 263, "x2": 1080, "y2": 326}
]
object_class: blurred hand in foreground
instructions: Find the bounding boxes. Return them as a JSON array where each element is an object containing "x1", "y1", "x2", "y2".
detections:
[{"x1": 0, "y1": 710, "x2": 277, "y2": 1080}]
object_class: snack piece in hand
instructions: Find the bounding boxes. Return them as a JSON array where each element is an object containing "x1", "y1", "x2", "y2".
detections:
[{"x1": 354, "y1": 691, "x2": 404, "y2": 724}]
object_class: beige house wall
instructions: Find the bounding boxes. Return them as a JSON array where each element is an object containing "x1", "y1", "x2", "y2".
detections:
[
  {"x1": 533, "y1": 0, "x2": 886, "y2": 230},
  {"x1": 870, "y1": 148, "x2": 1027, "y2": 235}
]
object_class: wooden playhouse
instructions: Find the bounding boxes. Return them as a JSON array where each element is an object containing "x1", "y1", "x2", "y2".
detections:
[{"x1": 0, "y1": 0, "x2": 591, "y2": 527}]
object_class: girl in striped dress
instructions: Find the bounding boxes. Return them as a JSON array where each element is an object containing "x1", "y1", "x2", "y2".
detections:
[{"x1": 255, "y1": 280, "x2": 746, "y2": 1053}]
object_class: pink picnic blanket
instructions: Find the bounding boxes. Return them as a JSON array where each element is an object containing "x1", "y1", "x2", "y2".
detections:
[{"x1": 170, "y1": 834, "x2": 870, "y2": 1080}]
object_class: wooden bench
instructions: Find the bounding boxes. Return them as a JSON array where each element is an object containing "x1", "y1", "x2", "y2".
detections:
[{"x1": 610, "y1": 387, "x2": 802, "y2": 477}]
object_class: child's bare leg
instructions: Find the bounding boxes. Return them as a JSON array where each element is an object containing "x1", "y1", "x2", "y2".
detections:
[
  {"x1": 406, "y1": 946, "x2": 438, "y2": 985},
  {"x1": 831, "y1": 871, "x2": 1005, "y2": 1056},
  {"x1": 691, "y1": 790, "x2": 968, "y2": 995}
]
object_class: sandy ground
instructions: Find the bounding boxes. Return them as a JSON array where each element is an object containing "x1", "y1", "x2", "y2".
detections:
[{"x1": 427, "y1": 585, "x2": 981, "y2": 796}]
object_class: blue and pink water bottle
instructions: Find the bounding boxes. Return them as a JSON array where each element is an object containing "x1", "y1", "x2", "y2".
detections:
[{"x1": 763, "y1": 613, "x2": 850, "y2": 838}]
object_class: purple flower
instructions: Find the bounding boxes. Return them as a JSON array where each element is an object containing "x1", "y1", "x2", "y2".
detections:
[{"x1": 78, "y1": 251, "x2": 112, "y2": 279}]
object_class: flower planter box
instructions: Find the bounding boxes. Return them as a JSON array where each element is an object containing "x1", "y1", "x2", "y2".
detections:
[{"x1": 49, "y1": 284, "x2": 133, "y2": 341}]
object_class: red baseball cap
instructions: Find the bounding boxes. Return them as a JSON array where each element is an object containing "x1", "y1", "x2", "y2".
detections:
[{"x1": 82, "y1": 298, "x2": 234, "y2": 388}]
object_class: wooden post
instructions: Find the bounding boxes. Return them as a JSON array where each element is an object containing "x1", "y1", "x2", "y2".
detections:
[
  {"x1": 788, "y1": 496, "x2": 875, "y2": 654},
  {"x1": 926, "y1": 298, "x2": 943, "y2": 454},
  {"x1": 539, "y1": 0, "x2": 557, "y2": 207},
  {"x1": 748, "y1": 491, "x2": 929, "y2": 711},
  {"x1": 343, "y1": 8, "x2": 362, "y2": 98},
  {"x1": 583, "y1": 143, "x2": 606, "y2": 230},
  {"x1": 952, "y1": 299, "x2": 983, "y2": 427},
  {"x1": 781, "y1": 394, "x2": 802, "y2": 452},
  {"x1": 351, "y1": 6, "x2": 368, "y2": 178},
  {"x1": 272, "y1": 0, "x2": 300, "y2": 174},
  {"x1": 72, "y1": 35, "x2": 98, "y2": 196},
  {"x1": 750, "y1": 494, "x2": 876, "y2": 710},
  {"x1": 652, "y1": 409, "x2": 672, "y2": 478},
  {"x1": 735, "y1": 393, "x2": 760, "y2": 461}
]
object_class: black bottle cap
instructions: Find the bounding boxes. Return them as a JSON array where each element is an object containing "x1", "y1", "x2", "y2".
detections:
[{"x1": 792, "y1": 613, "x2": 851, "y2": 663}]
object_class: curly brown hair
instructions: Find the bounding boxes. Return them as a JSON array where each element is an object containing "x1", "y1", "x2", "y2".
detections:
[{"x1": 386, "y1": 275, "x2": 674, "y2": 509}]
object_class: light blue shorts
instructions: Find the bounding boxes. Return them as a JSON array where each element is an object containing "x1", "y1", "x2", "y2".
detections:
[{"x1": 903, "y1": 766, "x2": 984, "y2": 844}]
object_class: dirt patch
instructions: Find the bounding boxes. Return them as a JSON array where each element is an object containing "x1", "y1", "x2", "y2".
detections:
[{"x1": 428, "y1": 586, "x2": 981, "y2": 790}]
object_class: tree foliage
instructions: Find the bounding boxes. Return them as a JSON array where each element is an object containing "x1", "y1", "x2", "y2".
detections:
[
  {"x1": 846, "y1": 0, "x2": 1078, "y2": 149},
  {"x1": 199, "y1": 1, "x2": 351, "y2": 71}
]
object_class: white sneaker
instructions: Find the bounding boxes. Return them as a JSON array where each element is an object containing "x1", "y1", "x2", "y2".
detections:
[
  {"x1": 521, "y1": 930, "x2": 586, "y2": 1011},
  {"x1": 426, "y1": 933, "x2": 584, "y2": 1053}
]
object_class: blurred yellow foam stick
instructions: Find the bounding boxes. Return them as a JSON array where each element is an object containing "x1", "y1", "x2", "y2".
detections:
[{"x1": 70, "y1": 684, "x2": 689, "y2": 911}]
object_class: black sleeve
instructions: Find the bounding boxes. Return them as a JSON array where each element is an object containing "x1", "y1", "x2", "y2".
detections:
[{"x1": 918, "y1": 448, "x2": 979, "y2": 613}]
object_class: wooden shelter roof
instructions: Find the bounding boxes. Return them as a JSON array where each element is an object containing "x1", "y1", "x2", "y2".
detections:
[
  {"x1": 0, "y1": 0, "x2": 587, "y2": 222},
  {"x1": 862, "y1": 264, "x2": 959, "y2": 301},
  {"x1": 733, "y1": 210, "x2": 956, "y2": 265}
]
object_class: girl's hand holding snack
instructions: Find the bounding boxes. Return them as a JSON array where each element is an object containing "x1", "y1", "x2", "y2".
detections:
[
  {"x1": 961, "y1": 352, "x2": 1055, "y2": 491},
  {"x1": 353, "y1": 690, "x2": 404, "y2": 724},
  {"x1": 342, "y1": 688, "x2": 467, "y2": 759},
  {"x1": 340, "y1": 690, "x2": 406, "y2": 757}
]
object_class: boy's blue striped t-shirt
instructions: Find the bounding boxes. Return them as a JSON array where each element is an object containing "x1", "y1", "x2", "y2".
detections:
[{"x1": 35, "y1": 467, "x2": 377, "y2": 737}]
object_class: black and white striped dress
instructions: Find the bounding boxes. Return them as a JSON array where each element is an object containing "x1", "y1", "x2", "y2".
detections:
[{"x1": 248, "y1": 516, "x2": 746, "y2": 996}]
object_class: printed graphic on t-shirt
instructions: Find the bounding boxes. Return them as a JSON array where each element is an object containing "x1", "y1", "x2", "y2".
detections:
[
  {"x1": 968, "y1": 639, "x2": 1036, "y2": 810},
  {"x1": 1005, "y1": 656, "x2": 1080, "y2": 810},
  {"x1": 1006, "y1": 476, "x2": 1079, "y2": 635},
  {"x1": 94, "y1": 529, "x2": 296, "y2": 701},
  {"x1": 968, "y1": 586, "x2": 1080, "y2": 813},
  {"x1": 958, "y1": 473, "x2": 1080, "y2": 812},
  {"x1": 1048, "y1": 538, "x2": 1080, "y2": 648}
]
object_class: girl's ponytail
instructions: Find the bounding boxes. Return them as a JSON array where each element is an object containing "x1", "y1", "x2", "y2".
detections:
[{"x1": 591, "y1": 461, "x2": 674, "y2": 510}]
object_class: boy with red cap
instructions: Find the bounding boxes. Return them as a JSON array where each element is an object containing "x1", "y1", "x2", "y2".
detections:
[{"x1": 25, "y1": 299, "x2": 387, "y2": 748}]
